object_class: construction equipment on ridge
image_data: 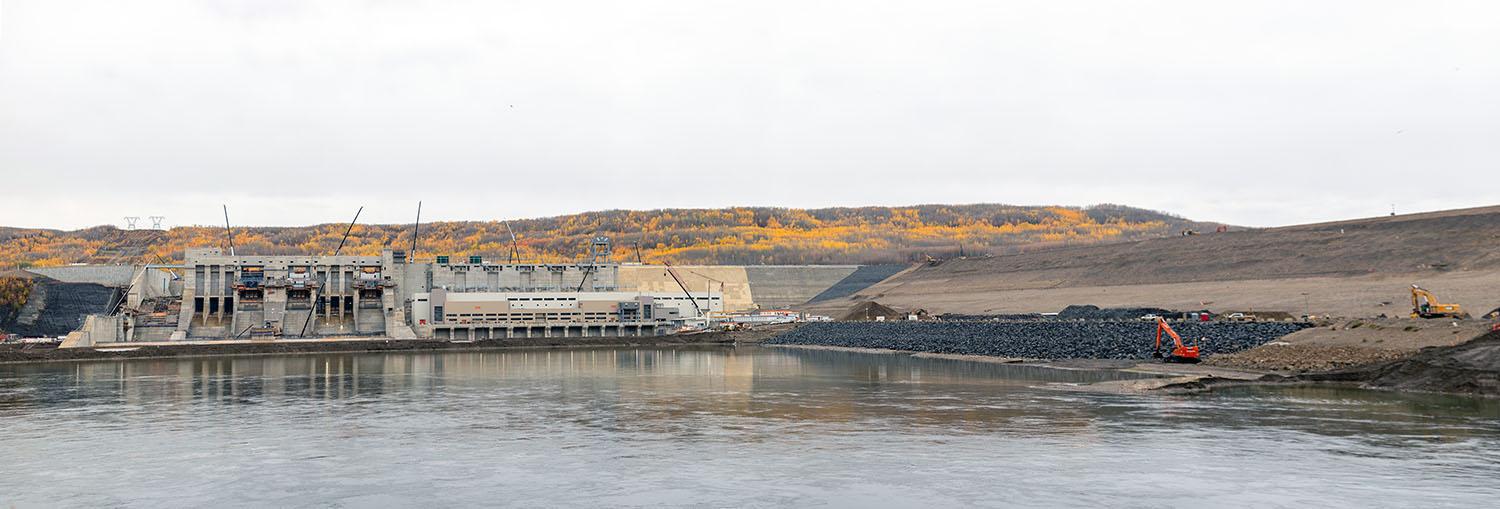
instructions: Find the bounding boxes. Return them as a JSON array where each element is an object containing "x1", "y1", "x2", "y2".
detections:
[
  {"x1": 1152, "y1": 317, "x2": 1201, "y2": 364},
  {"x1": 1410, "y1": 284, "x2": 1469, "y2": 319}
]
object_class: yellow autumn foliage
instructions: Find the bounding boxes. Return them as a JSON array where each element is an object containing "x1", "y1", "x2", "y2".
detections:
[{"x1": 0, "y1": 204, "x2": 1197, "y2": 267}]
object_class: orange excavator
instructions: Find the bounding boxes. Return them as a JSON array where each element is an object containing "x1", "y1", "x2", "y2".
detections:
[{"x1": 1153, "y1": 317, "x2": 1201, "y2": 364}]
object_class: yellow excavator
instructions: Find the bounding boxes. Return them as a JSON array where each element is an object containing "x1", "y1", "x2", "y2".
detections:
[{"x1": 1410, "y1": 284, "x2": 1469, "y2": 319}]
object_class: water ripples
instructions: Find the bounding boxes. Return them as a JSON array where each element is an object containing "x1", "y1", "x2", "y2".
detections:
[{"x1": 3, "y1": 346, "x2": 1498, "y2": 507}]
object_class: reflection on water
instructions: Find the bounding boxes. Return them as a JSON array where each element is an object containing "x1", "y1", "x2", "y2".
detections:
[
  {"x1": 3, "y1": 346, "x2": 1498, "y2": 507},
  {"x1": 1, "y1": 347, "x2": 1150, "y2": 428}
]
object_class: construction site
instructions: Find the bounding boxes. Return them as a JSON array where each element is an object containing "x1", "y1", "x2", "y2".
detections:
[
  {"x1": 3, "y1": 205, "x2": 1499, "y2": 396},
  {"x1": 2, "y1": 220, "x2": 891, "y2": 346}
]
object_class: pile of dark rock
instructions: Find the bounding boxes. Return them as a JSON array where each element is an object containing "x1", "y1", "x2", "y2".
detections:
[
  {"x1": 0, "y1": 272, "x2": 120, "y2": 337},
  {"x1": 935, "y1": 305, "x2": 1211, "y2": 322},
  {"x1": 765, "y1": 321, "x2": 1310, "y2": 360},
  {"x1": 1056, "y1": 305, "x2": 1173, "y2": 321}
]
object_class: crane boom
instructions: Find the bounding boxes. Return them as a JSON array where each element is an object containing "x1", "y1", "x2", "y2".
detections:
[
  {"x1": 408, "y1": 201, "x2": 422, "y2": 263},
  {"x1": 332, "y1": 206, "x2": 363, "y2": 256},
  {"x1": 222, "y1": 205, "x2": 236, "y2": 256},
  {"x1": 503, "y1": 220, "x2": 520, "y2": 264},
  {"x1": 663, "y1": 263, "x2": 704, "y2": 317}
]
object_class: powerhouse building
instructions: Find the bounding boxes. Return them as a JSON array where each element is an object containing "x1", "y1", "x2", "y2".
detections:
[{"x1": 74, "y1": 245, "x2": 722, "y2": 344}]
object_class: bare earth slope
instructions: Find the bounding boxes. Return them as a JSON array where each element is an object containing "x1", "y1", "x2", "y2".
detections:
[{"x1": 808, "y1": 206, "x2": 1500, "y2": 318}]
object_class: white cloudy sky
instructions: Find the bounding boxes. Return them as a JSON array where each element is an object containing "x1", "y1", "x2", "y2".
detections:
[{"x1": 2, "y1": 0, "x2": 1498, "y2": 230}]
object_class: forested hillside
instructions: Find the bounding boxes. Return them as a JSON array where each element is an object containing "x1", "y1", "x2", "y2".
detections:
[{"x1": 0, "y1": 204, "x2": 1213, "y2": 267}]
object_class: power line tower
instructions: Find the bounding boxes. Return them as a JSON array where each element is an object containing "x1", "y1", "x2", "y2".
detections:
[
  {"x1": 123, "y1": 216, "x2": 140, "y2": 230},
  {"x1": 149, "y1": 216, "x2": 165, "y2": 230}
]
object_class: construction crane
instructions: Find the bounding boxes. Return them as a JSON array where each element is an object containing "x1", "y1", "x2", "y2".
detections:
[
  {"x1": 298, "y1": 207, "x2": 360, "y2": 339},
  {"x1": 1152, "y1": 317, "x2": 1201, "y2": 364},
  {"x1": 631, "y1": 225, "x2": 648, "y2": 264},
  {"x1": 684, "y1": 268, "x2": 726, "y2": 319},
  {"x1": 663, "y1": 263, "x2": 704, "y2": 319},
  {"x1": 502, "y1": 220, "x2": 521, "y2": 264},
  {"x1": 1410, "y1": 284, "x2": 1469, "y2": 319},
  {"x1": 408, "y1": 201, "x2": 422, "y2": 263}
]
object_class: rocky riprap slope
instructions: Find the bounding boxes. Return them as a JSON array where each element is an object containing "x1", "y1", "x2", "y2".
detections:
[
  {"x1": 1, "y1": 272, "x2": 120, "y2": 338},
  {"x1": 765, "y1": 321, "x2": 1310, "y2": 360}
]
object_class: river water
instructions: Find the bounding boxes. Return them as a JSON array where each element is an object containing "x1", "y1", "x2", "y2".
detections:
[{"x1": 3, "y1": 346, "x2": 1498, "y2": 508}]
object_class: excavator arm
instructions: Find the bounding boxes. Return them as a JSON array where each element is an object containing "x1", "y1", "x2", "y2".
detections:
[
  {"x1": 1153, "y1": 318, "x2": 1201, "y2": 364},
  {"x1": 1411, "y1": 284, "x2": 1469, "y2": 319}
]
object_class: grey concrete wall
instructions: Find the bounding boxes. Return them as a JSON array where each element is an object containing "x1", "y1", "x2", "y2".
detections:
[
  {"x1": 619, "y1": 265, "x2": 876, "y2": 310},
  {"x1": 805, "y1": 264, "x2": 910, "y2": 303},
  {"x1": 744, "y1": 266, "x2": 861, "y2": 309},
  {"x1": 28, "y1": 266, "x2": 135, "y2": 287}
]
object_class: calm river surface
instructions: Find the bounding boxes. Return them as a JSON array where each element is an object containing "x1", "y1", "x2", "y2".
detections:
[{"x1": 3, "y1": 346, "x2": 1498, "y2": 508}]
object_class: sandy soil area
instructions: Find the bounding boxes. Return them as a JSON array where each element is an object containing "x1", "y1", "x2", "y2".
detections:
[
  {"x1": 804, "y1": 205, "x2": 1500, "y2": 321},
  {"x1": 805, "y1": 271, "x2": 1500, "y2": 322},
  {"x1": 1207, "y1": 318, "x2": 1493, "y2": 372}
]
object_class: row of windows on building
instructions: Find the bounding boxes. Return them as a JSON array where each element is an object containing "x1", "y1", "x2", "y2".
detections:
[{"x1": 445, "y1": 312, "x2": 618, "y2": 323}]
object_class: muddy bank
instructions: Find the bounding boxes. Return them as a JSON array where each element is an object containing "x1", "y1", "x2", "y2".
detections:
[
  {"x1": 1127, "y1": 330, "x2": 1500, "y2": 398},
  {"x1": 0, "y1": 329, "x2": 776, "y2": 364},
  {"x1": 1208, "y1": 318, "x2": 1491, "y2": 372},
  {"x1": 767, "y1": 324, "x2": 1500, "y2": 398},
  {"x1": 1296, "y1": 330, "x2": 1500, "y2": 396}
]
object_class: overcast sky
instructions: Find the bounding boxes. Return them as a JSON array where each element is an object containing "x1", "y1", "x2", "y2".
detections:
[{"x1": 2, "y1": 0, "x2": 1498, "y2": 230}]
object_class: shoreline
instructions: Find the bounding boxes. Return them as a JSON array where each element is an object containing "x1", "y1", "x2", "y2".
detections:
[
  {"x1": 0, "y1": 334, "x2": 740, "y2": 366},
  {"x1": 9, "y1": 325, "x2": 1494, "y2": 399},
  {"x1": 766, "y1": 341, "x2": 1500, "y2": 398},
  {"x1": 0, "y1": 323, "x2": 802, "y2": 366},
  {"x1": 767, "y1": 343, "x2": 1266, "y2": 377}
]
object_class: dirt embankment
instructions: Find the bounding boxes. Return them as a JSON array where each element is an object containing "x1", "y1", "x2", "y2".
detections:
[
  {"x1": 1207, "y1": 318, "x2": 1491, "y2": 372},
  {"x1": 803, "y1": 205, "x2": 1500, "y2": 319},
  {"x1": 0, "y1": 325, "x2": 799, "y2": 365},
  {"x1": 1131, "y1": 325, "x2": 1500, "y2": 398},
  {"x1": 1326, "y1": 330, "x2": 1500, "y2": 395}
]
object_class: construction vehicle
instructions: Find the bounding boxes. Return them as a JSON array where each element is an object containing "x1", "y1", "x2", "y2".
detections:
[
  {"x1": 1152, "y1": 317, "x2": 1201, "y2": 364},
  {"x1": 1410, "y1": 284, "x2": 1469, "y2": 319},
  {"x1": 1224, "y1": 312, "x2": 1257, "y2": 322}
]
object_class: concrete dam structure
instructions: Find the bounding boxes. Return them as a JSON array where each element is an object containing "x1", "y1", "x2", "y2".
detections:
[{"x1": 43, "y1": 245, "x2": 905, "y2": 345}]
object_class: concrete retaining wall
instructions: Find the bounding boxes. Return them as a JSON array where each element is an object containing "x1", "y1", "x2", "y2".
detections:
[
  {"x1": 28, "y1": 266, "x2": 135, "y2": 287},
  {"x1": 618, "y1": 266, "x2": 755, "y2": 310},
  {"x1": 617, "y1": 265, "x2": 870, "y2": 311},
  {"x1": 744, "y1": 266, "x2": 860, "y2": 309}
]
